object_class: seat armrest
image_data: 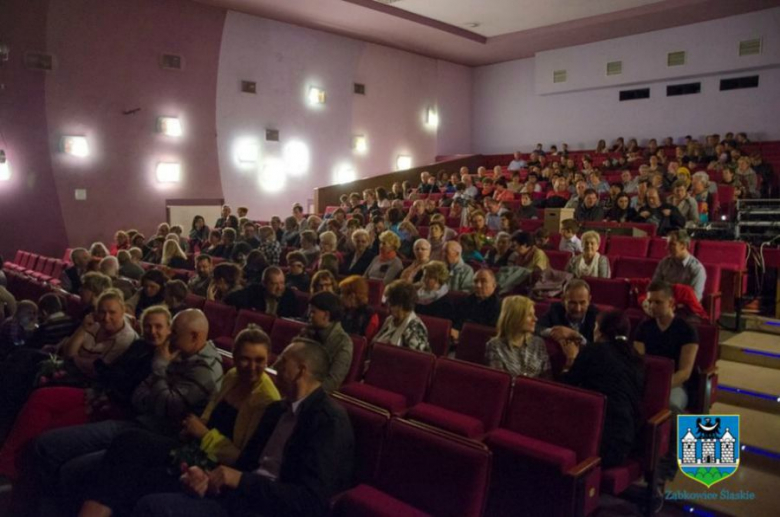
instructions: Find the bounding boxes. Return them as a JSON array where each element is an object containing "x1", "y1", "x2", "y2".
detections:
[{"x1": 565, "y1": 456, "x2": 601, "y2": 478}]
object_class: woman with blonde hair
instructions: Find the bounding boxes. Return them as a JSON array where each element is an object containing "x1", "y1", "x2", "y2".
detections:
[
  {"x1": 485, "y1": 295, "x2": 550, "y2": 379},
  {"x1": 160, "y1": 238, "x2": 189, "y2": 269},
  {"x1": 565, "y1": 231, "x2": 610, "y2": 279},
  {"x1": 364, "y1": 231, "x2": 404, "y2": 285},
  {"x1": 111, "y1": 231, "x2": 130, "y2": 256}
]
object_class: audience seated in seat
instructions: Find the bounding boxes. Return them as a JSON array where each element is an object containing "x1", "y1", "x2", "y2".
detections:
[
  {"x1": 443, "y1": 241, "x2": 475, "y2": 292},
  {"x1": 414, "y1": 261, "x2": 453, "y2": 321},
  {"x1": 60, "y1": 248, "x2": 92, "y2": 294},
  {"x1": 452, "y1": 269, "x2": 501, "y2": 340},
  {"x1": 364, "y1": 231, "x2": 403, "y2": 285},
  {"x1": 485, "y1": 295, "x2": 550, "y2": 379},
  {"x1": 509, "y1": 231, "x2": 550, "y2": 271},
  {"x1": 126, "y1": 269, "x2": 168, "y2": 319},
  {"x1": 652, "y1": 230, "x2": 706, "y2": 301},
  {"x1": 372, "y1": 280, "x2": 430, "y2": 353},
  {"x1": 536, "y1": 279, "x2": 599, "y2": 345},
  {"x1": 399, "y1": 238, "x2": 431, "y2": 284},
  {"x1": 566, "y1": 231, "x2": 611, "y2": 279},
  {"x1": 339, "y1": 276, "x2": 380, "y2": 343},
  {"x1": 636, "y1": 187, "x2": 685, "y2": 236},
  {"x1": 224, "y1": 266, "x2": 299, "y2": 318}
]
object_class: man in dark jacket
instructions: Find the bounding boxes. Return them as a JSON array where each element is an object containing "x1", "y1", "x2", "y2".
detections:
[
  {"x1": 536, "y1": 279, "x2": 599, "y2": 345},
  {"x1": 60, "y1": 248, "x2": 92, "y2": 293},
  {"x1": 224, "y1": 267, "x2": 299, "y2": 318},
  {"x1": 574, "y1": 189, "x2": 604, "y2": 222},
  {"x1": 133, "y1": 338, "x2": 355, "y2": 517},
  {"x1": 636, "y1": 187, "x2": 686, "y2": 236},
  {"x1": 452, "y1": 269, "x2": 502, "y2": 337}
]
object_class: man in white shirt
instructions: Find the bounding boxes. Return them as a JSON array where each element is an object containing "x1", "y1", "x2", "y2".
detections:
[{"x1": 508, "y1": 151, "x2": 527, "y2": 171}]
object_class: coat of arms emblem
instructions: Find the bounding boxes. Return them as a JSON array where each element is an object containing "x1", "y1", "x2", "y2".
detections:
[{"x1": 677, "y1": 414, "x2": 740, "y2": 488}]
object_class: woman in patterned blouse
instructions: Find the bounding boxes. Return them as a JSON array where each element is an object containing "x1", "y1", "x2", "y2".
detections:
[
  {"x1": 485, "y1": 295, "x2": 550, "y2": 379},
  {"x1": 372, "y1": 280, "x2": 430, "y2": 353}
]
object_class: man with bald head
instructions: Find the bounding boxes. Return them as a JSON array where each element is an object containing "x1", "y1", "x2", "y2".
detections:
[
  {"x1": 636, "y1": 187, "x2": 685, "y2": 236},
  {"x1": 444, "y1": 241, "x2": 474, "y2": 292},
  {"x1": 135, "y1": 338, "x2": 354, "y2": 517},
  {"x1": 30, "y1": 309, "x2": 223, "y2": 508},
  {"x1": 452, "y1": 269, "x2": 501, "y2": 338}
]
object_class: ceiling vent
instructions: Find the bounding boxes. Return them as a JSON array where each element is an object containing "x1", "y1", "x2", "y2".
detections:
[
  {"x1": 265, "y1": 129, "x2": 280, "y2": 142},
  {"x1": 23, "y1": 52, "x2": 54, "y2": 71},
  {"x1": 160, "y1": 53, "x2": 184, "y2": 70},
  {"x1": 354, "y1": 83, "x2": 366, "y2": 95},
  {"x1": 553, "y1": 70, "x2": 567, "y2": 84},
  {"x1": 619, "y1": 88, "x2": 650, "y2": 101},
  {"x1": 667, "y1": 51, "x2": 686, "y2": 67},
  {"x1": 739, "y1": 38, "x2": 762, "y2": 56},
  {"x1": 241, "y1": 80, "x2": 257, "y2": 94},
  {"x1": 606, "y1": 61, "x2": 622, "y2": 76}
]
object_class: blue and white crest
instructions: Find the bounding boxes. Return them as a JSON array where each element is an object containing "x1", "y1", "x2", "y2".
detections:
[{"x1": 677, "y1": 414, "x2": 740, "y2": 488}]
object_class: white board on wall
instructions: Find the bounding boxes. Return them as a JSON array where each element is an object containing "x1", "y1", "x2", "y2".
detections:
[{"x1": 167, "y1": 203, "x2": 223, "y2": 232}]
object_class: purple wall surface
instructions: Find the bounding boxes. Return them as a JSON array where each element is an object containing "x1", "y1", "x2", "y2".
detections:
[
  {"x1": 473, "y1": 8, "x2": 780, "y2": 153},
  {"x1": 0, "y1": 0, "x2": 69, "y2": 260}
]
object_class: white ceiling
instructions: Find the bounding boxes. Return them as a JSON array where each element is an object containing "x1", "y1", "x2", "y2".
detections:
[{"x1": 377, "y1": 0, "x2": 667, "y2": 37}]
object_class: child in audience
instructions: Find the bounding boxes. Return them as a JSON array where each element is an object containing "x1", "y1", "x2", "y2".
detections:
[
  {"x1": 559, "y1": 220, "x2": 583, "y2": 254},
  {"x1": 460, "y1": 233, "x2": 485, "y2": 264}
]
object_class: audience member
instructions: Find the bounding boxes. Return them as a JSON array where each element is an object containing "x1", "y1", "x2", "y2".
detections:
[
  {"x1": 452, "y1": 269, "x2": 501, "y2": 337},
  {"x1": 443, "y1": 241, "x2": 474, "y2": 292},
  {"x1": 485, "y1": 232, "x2": 512, "y2": 267},
  {"x1": 339, "y1": 276, "x2": 379, "y2": 343},
  {"x1": 25, "y1": 294, "x2": 78, "y2": 350},
  {"x1": 400, "y1": 238, "x2": 432, "y2": 284},
  {"x1": 372, "y1": 280, "x2": 430, "y2": 352},
  {"x1": 508, "y1": 151, "x2": 527, "y2": 171},
  {"x1": 414, "y1": 261, "x2": 453, "y2": 320},
  {"x1": 364, "y1": 231, "x2": 404, "y2": 285},
  {"x1": 0, "y1": 282, "x2": 16, "y2": 322},
  {"x1": 341, "y1": 229, "x2": 375, "y2": 276},
  {"x1": 574, "y1": 189, "x2": 604, "y2": 222},
  {"x1": 669, "y1": 179, "x2": 698, "y2": 225},
  {"x1": 537, "y1": 279, "x2": 599, "y2": 345},
  {"x1": 126, "y1": 269, "x2": 168, "y2": 318},
  {"x1": 0, "y1": 300, "x2": 37, "y2": 359},
  {"x1": 163, "y1": 280, "x2": 189, "y2": 316},
  {"x1": 566, "y1": 231, "x2": 610, "y2": 278},
  {"x1": 207, "y1": 262, "x2": 242, "y2": 303},
  {"x1": 118, "y1": 249, "x2": 145, "y2": 281},
  {"x1": 61, "y1": 248, "x2": 92, "y2": 294},
  {"x1": 510, "y1": 231, "x2": 550, "y2": 271},
  {"x1": 186, "y1": 254, "x2": 212, "y2": 297},
  {"x1": 559, "y1": 219, "x2": 582, "y2": 254},
  {"x1": 98, "y1": 256, "x2": 135, "y2": 300},
  {"x1": 189, "y1": 215, "x2": 210, "y2": 249},
  {"x1": 636, "y1": 187, "x2": 685, "y2": 236},
  {"x1": 652, "y1": 230, "x2": 706, "y2": 301},
  {"x1": 310, "y1": 270, "x2": 337, "y2": 295},
  {"x1": 225, "y1": 267, "x2": 298, "y2": 317},
  {"x1": 486, "y1": 296, "x2": 550, "y2": 379},
  {"x1": 285, "y1": 252, "x2": 311, "y2": 292}
]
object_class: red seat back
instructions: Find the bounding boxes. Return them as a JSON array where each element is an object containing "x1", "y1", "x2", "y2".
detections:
[
  {"x1": 292, "y1": 290, "x2": 310, "y2": 317},
  {"x1": 694, "y1": 240, "x2": 747, "y2": 269},
  {"x1": 269, "y1": 318, "x2": 306, "y2": 356},
  {"x1": 367, "y1": 279, "x2": 384, "y2": 307},
  {"x1": 545, "y1": 250, "x2": 571, "y2": 271},
  {"x1": 364, "y1": 343, "x2": 435, "y2": 407},
  {"x1": 374, "y1": 419, "x2": 491, "y2": 517},
  {"x1": 455, "y1": 323, "x2": 495, "y2": 365},
  {"x1": 607, "y1": 236, "x2": 651, "y2": 257},
  {"x1": 345, "y1": 335, "x2": 368, "y2": 384},
  {"x1": 588, "y1": 278, "x2": 631, "y2": 308},
  {"x1": 233, "y1": 309, "x2": 275, "y2": 336},
  {"x1": 332, "y1": 394, "x2": 390, "y2": 484},
  {"x1": 426, "y1": 358, "x2": 511, "y2": 433},
  {"x1": 648, "y1": 237, "x2": 668, "y2": 259},
  {"x1": 418, "y1": 314, "x2": 451, "y2": 357},
  {"x1": 203, "y1": 301, "x2": 237, "y2": 341},
  {"x1": 62, "y1": 248, "x2": 74, "y2": 264},
  {"x1": 49, "y1": 260, "x2": 66, "y2": 281},
  {"x1": 641, "y1": 355, "x2": 674, "y2": 418},
  {"x1": 694, "y1": 324, "x2": 719, "y2": 373},
  {"x1": 184, "y1": 293, "x2": 206, "y2": 311},
  {"x1": 613, "y1": 256, "x2": 660, "y2": 280},
  {"x1": 505, "y1": 377, "x2": 606, "y2": 462},
  {"x1": 25, "y1": 254, "x2": 40, "y2": 271}
]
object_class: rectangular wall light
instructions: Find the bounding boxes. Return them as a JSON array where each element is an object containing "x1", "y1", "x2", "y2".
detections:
[
  {"x1": 425, "y1": 107, "x2": 439, "y2": 128},
  {"x1": 335, "y1": 164, "x2": 356, "y2": 185},
  {"x1": 157, "y1": 117, "x2": 182, "y2": 137},
  {"x1": 61, "y1": 136, "x2": 89, "y2": 157},
  {"x1": 353, "y1": 135, "x2": 367, "y2": 153},
  {"x1": 396, "y1": 155, "x2": 412, "y2": 171},
  {"x1": 0, "y1": 150, "x2": 9, "y2": 181},
  {"x1": 156, "y1": 162, "x2": 181, "y2": 183},
  {"x1": 308, "y1": 86, "x2": 326, "y2": 105},
  {"x1": 236, "y1": 142, "x2": 259, "y2": 164}
]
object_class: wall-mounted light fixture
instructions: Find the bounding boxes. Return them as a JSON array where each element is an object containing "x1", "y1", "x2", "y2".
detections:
[
  {"x1": 259, "y1": 157, "x2": 286, "y2": 192},
  {"x1": 157, "y1": 116, "x2": 182, "y2": 137},
  {"x1": 156, "y1": 162, "x2": 181, "y2": 183},
  {"x1": 425, "y1": 107, "x2": 439, "y2": 128},
  {"x1": 334, "y1": 163, "x2": 356, "y2": 184},
  {"x1": 0, "y1": 150, "x2": 10, "y2": 181},
  {"x1": 236, "y1": 141, "x2": 259, "y2": 165},
  {"x1": 61, "y1": 136, "x2": 90, "y2": 157},
  {"x1": 308, "y1": 86, "x2": 326, "y2": 105},
  {"x1": 353, "y1": 135, "x2": 367, "y2": 154},
  {"x1": 396, "y1": 155, "x2": 412, "y2": 171},
  {"x1": 283, "y1": 141, "x2": 310, "y2": 177}
]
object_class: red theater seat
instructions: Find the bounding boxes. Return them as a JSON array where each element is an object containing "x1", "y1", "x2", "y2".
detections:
[
  {"x1": 418, "y1": 314, "x2": 451, "y2": 357},
  {"x1": 269, "y1": 318, "x2": 306, "y2": 356},
  {"x1": 485, "y1": 378, "x2": 605, "y2": 517},
  {"x1": 688, "y1": 324, "x2": 719, "y2": 414},
  {"x1": 332, "y1": 419, "x2": 492, "y2": 517},
  {"x1": 455, "y1": 323, "x2": 495, "y2": 365},
  {"x1": 648, "y1": 237, "x2": 669, "y2": 259},
  {"x1": 214, "y1": 310, "x2": 276, "y2": 352},
  {"x1": 406, "y1": 358, "x2": 511, "y2": 438},
  {"x1": 331, "y1": 393, "x2": 390, "y2": 484},
  {"x1": 546, "y1": 250, "x2": 572, "y2": 271},
  {"x1": 613, "y1": 256, "x2": 660, "y2": 280},
  {"x1": 344, "y1": 335, "x2": 368, "y2": 384},
  {"x1": 183, "y1": 293, "x2": 206, "y2": 311},
  {"x1": 367, "y1": 279, "x2": 385, "y2": 307},
  {"x1": 606, "y1": 236, "x2": 651, "y2": 257},
  {"x1": 338, "y1": 343, "x2": 435, "y2": 415},
  {"x1": 588, "y1": 278, "x2": 631, "y2": 309},
  {"x1": 203, "y1": 301, "x2": 237, "y2": 341}
]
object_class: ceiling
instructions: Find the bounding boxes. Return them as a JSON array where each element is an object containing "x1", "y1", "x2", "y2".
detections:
[{"x1": 192, "y1": 0, "x2": 780, "y2": 66}]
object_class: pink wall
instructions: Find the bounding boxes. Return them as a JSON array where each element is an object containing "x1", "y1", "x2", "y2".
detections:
[
  {"x1": 473, "y1": 8, "x2": 780, "y2": 153},
  {"x1": 0, "y1": 0, "x2": 69, "y2": 260},
  {"x1": 44, "y1": 0, "x2": 226, "y2": 246},
  {"x1": 215, "y1": 12, "x2": 472, "y2": 220}
]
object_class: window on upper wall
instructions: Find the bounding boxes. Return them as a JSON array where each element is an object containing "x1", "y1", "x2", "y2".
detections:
[
  {"x1": 720, "y1": 75, "x2": 759, "y2": 91},
  {"x1": 619, "y1": 88, "x2": 650, "y2": 101},
  {"x1": 667, "y1": 82, "x2": 701, "y2": 96}
]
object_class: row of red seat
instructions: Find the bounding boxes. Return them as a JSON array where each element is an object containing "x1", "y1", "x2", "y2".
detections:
[{"x1": 335, "y1": 343, "x2": 676, "y2": 517}]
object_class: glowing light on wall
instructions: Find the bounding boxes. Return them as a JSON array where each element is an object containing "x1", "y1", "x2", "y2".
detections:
[
  {"x1": 425, "y1": 107, "x2": 439, "y2": 128},
  {"x1": 353, "y1": 135, "x2": 367, "y2": 154},
  {"x1": 156, "y1": 162, "x2": 181, "y2": 183},
  {"x1": 259, "y1": 157, "x2": 286, "y2": 192},
  {"x1": 236, "y1": 141, "x2": 259, "y2": 165},
  {"x1": 283, "y1": 140, "x2": 310, "y2": 177},
  {"x1": 308, "y1": 86, "x2": 326, "y2": 105},
  {"x1": 334, "y1": 163, "x2": 357, "y2": 184},
  {"x1": 61, "y1": 136, "x2": 89, "y2": 157},
  {"x1": 0, "y1": 150, "x2": 9, "y2": 181},
  {"x1": 157, "y1": 117, "x2": 183, "y2": 137},
  {"x1": 396, "y1": 155, "x2": 412, "y2": 171}
]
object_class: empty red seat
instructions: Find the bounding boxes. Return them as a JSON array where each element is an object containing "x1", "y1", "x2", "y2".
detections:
[
  {"x1": 23, "y1": 254, "x2": 40, "y2": 274},
  {"x1": 339, "y1": 343, "x2": 435, "y2": 414},
  {"x1": 31, "y1": 258, "x2": 56, "y2": 281},
  {"x1": 588, "y1": 278, "x2": 631, "y2": 309},
  {"x1": 183, "y1": 293, "x2": 206, "y2": 311},
  {"x1": 688, "y1": 324, "x2": 719, "y2": 414},
  {"x1": 455, "y1": 323, "x2": 495, "y2": 365},
  {"x1": 332, "y1": 393, "x2": 390, "y2": 484},
  {"x1": 269, "y1": 318, "x2": 306, "y2": 356},
  {"x1": 545, "y1": 249, "x2": 571, "y2": 271},
  {"x1": 418, "y1": 314, "x2": 451, "y2": 357},
  {"x1": 694, "y1": 240, "x2": 747, "y2": 312},
  {"x1": 344, "y1": 335, "x2": 368, "y2": 384},
  {"x1": 647, "y1": 237, "x2": 669, "y2": 259},
  {"x1": 214, "y1": 309, "x2": 276, "y2": 352},
  {"x1": 606, "y1": 236, "x2": 650, "y2": 257},
  {"x1": 292, "y1": 290, "x2": 310, "y2": 317},
  {"x1": 202, "y1": 301, "x2": 237, "y2": 341},
  {"x1": 613, "y1": 256, "x2": 660, "y2": 280},
  {"x1": 366, "y1": 279, "x2": 384, "y2": 307},
  {"x1": 333, "y1": 419, "x2": 492, "y2": 517},
  {"x1": 407, "y1": 358, "x2": 511, "y2": 438},
  {"x1": 485, "y1": 378, "x2": 605, "y2": 517}
]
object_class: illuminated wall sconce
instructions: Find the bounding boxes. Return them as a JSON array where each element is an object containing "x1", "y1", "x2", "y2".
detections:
[
  {"x1": 156, "y1": 162, "x2": 181, "y2": 183},
  {"x1": 0, "y1": 150, "x2": 9, "y2": 181},
  {"x1": 283, "y1": 140, "x2": 310, "y2": 176},
  {"x1": 353, "y1": 135, "x2": 368, "y2": 154},
  {"x1": 61, "y1": 136, "x2": 90, "y2": 157},
  {"x1": 334, "y1": 164, "x2": 356, "y2": 184},
  {"x1": 236, "y1": 142, "x2": 259, "y2": 164},
  {"x1": 396, "y1": 155, "x2": 412, "y2": 171},
  {"x1": 425, "y1": 107, "x2": 439, "y2": 128},
  {"x1": 308, "y1": 86, "x2": 326, "y2": 105},
  {"x1": 259, "y1": 157, "x2": 286, "y2": 192},
  {"x1": 157, "y1": 116, "x2": 182, "y2": 137}
]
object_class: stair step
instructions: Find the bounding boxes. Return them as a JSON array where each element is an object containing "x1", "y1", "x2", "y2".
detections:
[
  {"x1": 715, "y1": 361, "x2": 780, "y2": 415},
  {"x1": 710, "y1": 402, "x2": 780, "y2": 474},
  {"x1": 719, "y1": 331, "x2": 780, "y2": 369}
]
